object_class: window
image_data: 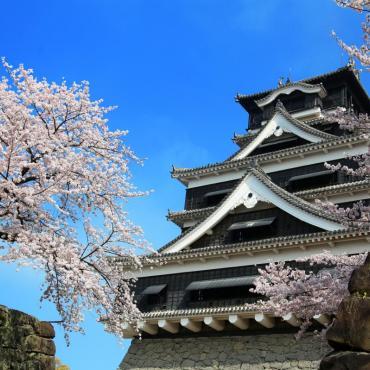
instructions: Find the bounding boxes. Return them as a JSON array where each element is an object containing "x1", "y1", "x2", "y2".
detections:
[
  {"x1": 287, "y1": 170, "x2": 337, "y2": 192},
  {"x1": 227, "y1": 217, "x2": 276, "y2": 243},
  {"x1": 139, "y1": 284, "x2": 167, "y2": 310},
  {"x1": 204, "y1": 189, "x2": 232, "y2": 207},
  {"x1": 251, "y1": 137, "x2": 309, "y2": 156},
  {"x1": 186, "y1": 276, "x2": 260, "y2": 306}
]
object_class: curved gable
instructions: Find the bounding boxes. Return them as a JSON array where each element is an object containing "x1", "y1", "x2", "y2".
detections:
[
  {"x1": 255, "y1": 82, "x2": 327, "y2": 108},
  {"x1": 231, "y1": 107, "x2": 336, "y2": 161},
  {"x1": 161, "y1": 168, "x2": 344, "y2": 254}
]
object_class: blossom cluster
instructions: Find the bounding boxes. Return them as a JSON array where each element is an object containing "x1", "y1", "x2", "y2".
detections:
[
  {"x1": 249, "y1": 252, "x2": 366, "y2": 335},
  {"x1": 0, "y1": 60, "x2": 147, "y2": 341}
]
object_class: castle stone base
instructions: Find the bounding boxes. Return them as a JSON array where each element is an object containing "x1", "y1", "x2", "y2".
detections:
[{"x1": 119, "y1": 333, "x2": 329, "y2": 370}]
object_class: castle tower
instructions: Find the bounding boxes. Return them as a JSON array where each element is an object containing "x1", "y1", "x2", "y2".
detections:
[{"x1": 119, "y1": 66, "x2": 370, "y2": 370}]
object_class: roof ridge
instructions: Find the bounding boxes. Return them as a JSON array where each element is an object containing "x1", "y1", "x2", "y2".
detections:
[
  {"x1": 156, "y1": 227, "x2": 368, "y2": 258},
  {"x1": 158, "y1": 173, "x2": 249, "y2": 252},
  {"x1": 161, "y1": 166, "x2": 346, "y2": 253},
  {"x1": 236, "y1": 66, "x2": 351, "y2": 101},
  {"x1": 227, "y1": 104, "x2": 337, "y2": 161},
  {"x1": 167, "y1": 180, "x2": 370, "y2": 226},
  {"x1": 233, "y1": 116, "x2": 331, "y2": 145},
  {"x1": 172, "y1": 134, "x2": 366, "y2": 178},
  {"x1": 248, "y1": 166, "x2": 341, "y2": 223},
  {"x1": 114, "y1": 227, "x2": 369, "y2": 265},
  {"x1": 276, "y1": 105, "x2": 336, "y2": 140}
]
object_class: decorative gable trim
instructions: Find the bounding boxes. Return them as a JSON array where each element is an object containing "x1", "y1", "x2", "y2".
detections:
[
  {"x1": 161, "y1": 167, "x2": 344, "y2": 254},
  {"x1": 254, "y1": 82, "x2": 327, "y2": 108},
  {"x1": 231, "y1": 106, "x2": 335, "y2": 161}
]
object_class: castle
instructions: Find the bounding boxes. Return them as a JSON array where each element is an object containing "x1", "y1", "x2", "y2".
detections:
[{"x1": 119, "y1": 65, "x2": 370, "y2": 369}]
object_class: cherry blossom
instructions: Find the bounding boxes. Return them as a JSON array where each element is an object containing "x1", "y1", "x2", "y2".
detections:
[
  {"x1": 249, "y1": 252, "x2": 366, "y2": 336},
  {"x1": 334, "y1": 0, "x2": 369, "y2": 68},
  {"x1": 0, "y1": 59, "x2": 148, "y2": 342}
]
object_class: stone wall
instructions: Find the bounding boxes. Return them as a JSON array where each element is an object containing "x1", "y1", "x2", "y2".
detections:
[
  {"x1": 0, "y1": 305, "x2": 55, "y2": 370},
  {"x1": 119, "y1": 333, "x2": 330, "y2": 370}
]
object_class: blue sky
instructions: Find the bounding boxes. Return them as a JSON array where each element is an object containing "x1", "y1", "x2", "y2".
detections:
[{"x1": 0, "y1": 0, "x2": 369, "y2": 369}]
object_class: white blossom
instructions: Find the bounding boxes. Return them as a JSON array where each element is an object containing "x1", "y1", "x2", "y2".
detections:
[{"x1": 0, "y1": 60, "x2": 148, "y2": 342}]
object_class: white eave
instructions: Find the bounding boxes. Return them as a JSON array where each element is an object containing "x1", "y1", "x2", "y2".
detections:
[
  {"x1": 174, "y1": 135, "x2": 368, "y2": 188},
  {"x1": 254, "y1": 82, "x2": 327, "y2": 108},
  {"x1": 122, "y1": 307, "x2": 331, "y2": 338},
  {"x1": 231, "y1": 107, "x2": 335, "y2": 161}
]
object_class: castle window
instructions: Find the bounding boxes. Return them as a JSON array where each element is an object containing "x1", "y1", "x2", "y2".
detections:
[
  {"x1": 250, "y1": 137, "x2": 310, "y2": 156},
  {"x1": 287, "y1": 170, "x2": 336, "y2": 191},
  {"x1": 186, "y1": 276, "x2": 258, "y2": 306},
  {"x1": 227, "y1": 217, "x2": 276, "y2": 243},
  {"x1": 140, "y1": 284, "x2": 167, "y2": 309},
  {"x1": 204, "y1": 188, "x2": 232, "y2": 207}
]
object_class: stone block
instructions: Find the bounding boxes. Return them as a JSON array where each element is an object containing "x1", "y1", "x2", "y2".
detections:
[
  {"x1": 326, "y1": 296, "x2": 370, "y2": 351},
  {"x1": 22, "y1": 353, "x2": 55, "y2": 370},
  {"x1": 320, "y1": 350, "x2": 370, "y2": 370},
  {"x1": 0, "y1": 305, "x2": 9, "y2": 327},
  {"x1": 34, "y1": 322, "x2": 55, "y2": 339},
  {"x1": 11, "y1": 309, "x2": 37, "y2": 327},
  {"x1": 23, "y1": 335, "x2": 56, "y2": 356},
  {"x1": 349, "y1": 257, "x2": 370, "y2": 296}
]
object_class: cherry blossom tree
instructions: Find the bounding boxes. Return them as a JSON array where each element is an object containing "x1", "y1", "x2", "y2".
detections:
[
  {"x1": 0, "y1": 59, "x2": 147, "y2": 342},
  {"x1": 250, "y1": 0, "x2": 370, "y2": 332},
  {"x1": 249, "y1": 252, "x2": 366, "y2": 336},
  {"x1": 334, "y1": 0, "x2": 369, "y2": 68}
]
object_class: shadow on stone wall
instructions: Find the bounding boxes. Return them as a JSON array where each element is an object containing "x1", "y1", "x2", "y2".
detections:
[{"x1": 0, "y1": 305, "x2": 55, "y2": 370}]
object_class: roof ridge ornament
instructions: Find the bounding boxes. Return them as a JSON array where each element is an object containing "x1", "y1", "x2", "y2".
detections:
[
  {"x1": 229, "y1": 104, "x2": 336, "y2": 161},
  {"x1": 255, "y1": 82, "x2": 327, "y2": 108},
  {"x1": 347, "y1": 56, "x2": 360, "y2": 79},
  {"x1": 275, "y1": 99, "x2": 285, "y2": 110}
]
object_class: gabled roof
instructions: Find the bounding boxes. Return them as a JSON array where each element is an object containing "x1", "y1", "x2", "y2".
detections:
[
  {"x1": 115, "y1": 228, "x2": 370, "y2": 268},
  {"x1": 161, "y1": 166, "x2": 344, "y2": 254},
  {"x1": 236, "y1": 66, "x2": 370, "y2": 113},
  {"x1": 229, "y1": 104, "x2": 336, "y2": 161},
  {"x1": 254, "y1": 82, "x2": 326, "y2": 108},
  {"x1": 171, "y1": 134, "x2": 367, "y2": 183},
  {"x1": 167, "y1": 179, "x2": 370, "y2": 226},
  {"x1": 232, "y1": 116, "x2": 328, "y2": 148}
]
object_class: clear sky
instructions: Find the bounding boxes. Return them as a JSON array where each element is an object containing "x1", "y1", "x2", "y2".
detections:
[{"x1": 0, "y1": 1, "x2": 369, "y2": 369}]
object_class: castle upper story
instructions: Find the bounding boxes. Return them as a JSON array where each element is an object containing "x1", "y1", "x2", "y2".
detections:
[{"x1": 236, "y1": 66, "x2": 370, "y2": 132}]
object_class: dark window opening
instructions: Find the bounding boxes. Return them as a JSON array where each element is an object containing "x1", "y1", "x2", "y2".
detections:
[
  {"x1": 287, "y1": 170, "x2": 337, "y2": 192},
  {"x1": 226, "y1": 217, "x2": 277, "y2": 243},
  {"x1": 138, "y1": 284, "x2": 167, "y2": 311},
  {"x1": 250, "y1": 137, "x2": 309, "y2": 156},
  {"x1": 204, "y1": 189, "x2": 232, "y2": 207},
  {"x1": 280, "y1": 96, "x2": 306, "y2": 113},
  {"x1": 190, "y1": 286, "x2": 256, "y2": 305},
  {"x1": 323, "y1": 86, "x2": 345, "y2": 110},
  {"x1": 186, "y1": 276, "x2": 261, "y2": 307}
]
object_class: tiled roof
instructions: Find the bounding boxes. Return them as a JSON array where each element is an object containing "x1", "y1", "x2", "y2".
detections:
[
  {"x1": 143, "y1": 305, "x2": 263, "y2": 319},
  {"x1": 167, "y1": 180, "x2": 370, "y2": 226},
  {"x1": 235, "y1": 66, "x2": 351, "y2": 102},
  {"x1": 172, "y1": 134, "x2": 367, "y2": 180},
  {"x1": 227, "y1": 105, "x2": 336, "y2": 161},
  {"x1": 116, "y1": 227, "x2": 370, "y2": 266},
  {"x1": 241, "y1": 167, "x2": 340, "y2": 222},
  {"x1": 233, "y1": 116, "x2": 330, "y2": 148},
  {"x1": 254, "y1": 82, "x2": 327, "y2": 108},
  {"x1": 158, "y1": 166, "x2": 343, "y2": 253}
]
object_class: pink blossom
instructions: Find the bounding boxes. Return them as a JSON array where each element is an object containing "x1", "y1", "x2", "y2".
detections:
[{"x1": 0, "y1": 60, "x2": 148, "y2": 342}]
